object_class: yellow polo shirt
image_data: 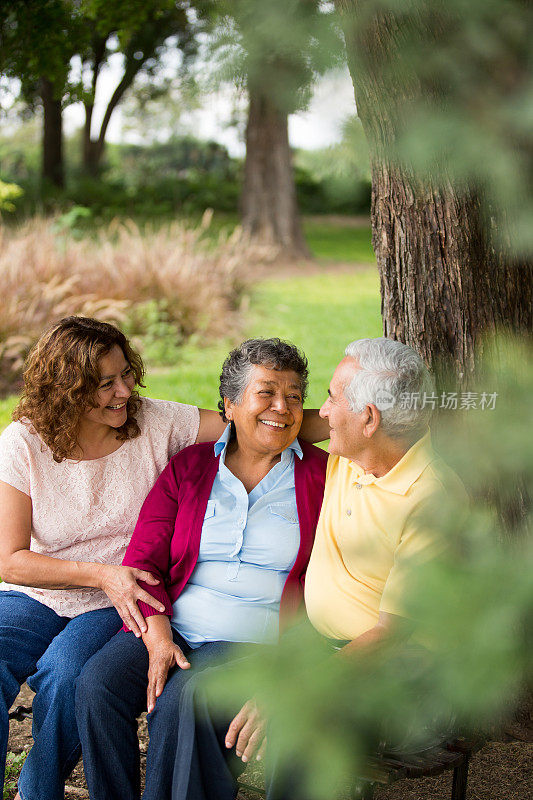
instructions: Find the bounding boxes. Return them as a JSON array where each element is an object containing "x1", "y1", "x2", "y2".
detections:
[{"x1": 304, "y1": 432, "x2": 466, "y2": 641}]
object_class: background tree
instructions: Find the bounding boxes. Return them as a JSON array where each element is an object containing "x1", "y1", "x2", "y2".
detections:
[
  {"x1": 0, "y1": 1, "x2": 204, "y2": 185},
  {"x1": 78, "y1": 0, "x2": 200, "y2": 175},
  {"x1": 336, "y1": 0, "x2": 533, "y2": 383},
  {"x1": 212, "y1": 0, "x2": 343, "y2": 259},
  {"x1": 0, "y1": 0, "x2": 85, "y2": 188}
]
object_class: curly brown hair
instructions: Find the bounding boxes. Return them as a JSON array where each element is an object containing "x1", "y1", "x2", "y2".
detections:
[{"x1": 13, "y1": 317, "x2": 146, "y2": 462}]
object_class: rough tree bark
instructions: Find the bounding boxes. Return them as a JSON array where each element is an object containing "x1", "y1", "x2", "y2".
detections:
[
  {"x1": 41, "y1": 77, "x2": 64, "y2": 189},
  {"x1": 241, "y1": 87, "x2": 310, "y2": 260},
  {"x1": 336, "y1": 1, "x2": 532, "y2": 383}
]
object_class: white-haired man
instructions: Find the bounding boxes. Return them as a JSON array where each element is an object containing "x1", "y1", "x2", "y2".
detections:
[{"x1": 303, "y1": 337, "x2": 464, "y2": 651}]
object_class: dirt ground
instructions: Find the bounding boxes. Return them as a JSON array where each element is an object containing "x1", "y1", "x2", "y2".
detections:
[{"x1": 7, "y1": 684, "x2": 532, "y2": 800}]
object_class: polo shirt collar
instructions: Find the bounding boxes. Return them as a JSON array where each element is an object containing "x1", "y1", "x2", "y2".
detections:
[
  {"x1": 213, "y1": 424, "x2": 303, "y2": 460},
  {"x1": 348, "y1": 430, "x2": 435, "y2": 495}
]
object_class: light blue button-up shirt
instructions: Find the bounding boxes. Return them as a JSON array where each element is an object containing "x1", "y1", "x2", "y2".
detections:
[{"x1": 171, "y1": 425, "x2": 302, "y2": 647}]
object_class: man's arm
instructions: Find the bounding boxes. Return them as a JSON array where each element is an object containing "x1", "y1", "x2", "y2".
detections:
[
  {"x1": 224, "y1": 612, "x2": 413, "y2": 762},
  {"x1": 338, "y1": 610, "x2": 413, "y2": 657},
  {"x1": 225, "y1": 699, "x2": 266, "y2": 763}
]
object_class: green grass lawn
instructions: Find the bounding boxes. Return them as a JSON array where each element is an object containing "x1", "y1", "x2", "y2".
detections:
[
  {"x1": 303, "y1": 221, "x2": 375, "y2": 263},
  {"x1": 207, "y1": 214, "x2": 375, "y2": 263},
  {"x1": 0, "y1": 397, "x2": 16, "y2": 433}
]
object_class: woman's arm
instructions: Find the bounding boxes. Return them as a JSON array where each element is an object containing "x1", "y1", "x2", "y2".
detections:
[
  {"x1": 141, "y1": 614, "x2": 190, "y2": 712},
  {"x1": 299, "y1": 409, "x2": 330, "y2": 443},
  {"x1": 196, "y1": 409, "x2": 226, "y2": 444},
  {"x1": 0, "y1": 480, "x2": 165, "y2": 636},
  {"x1": 337, "y1": 611, "x2": 414, "y2": 657}
]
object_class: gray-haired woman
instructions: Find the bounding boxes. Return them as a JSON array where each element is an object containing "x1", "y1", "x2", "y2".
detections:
[{"x1": 75, "y1": 338, "x2": 328, "y2": 800}]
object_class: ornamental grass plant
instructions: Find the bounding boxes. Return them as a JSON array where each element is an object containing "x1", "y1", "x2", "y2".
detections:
[{"x1": 0, "y1": 212, "x2": 248, "y2": 395}]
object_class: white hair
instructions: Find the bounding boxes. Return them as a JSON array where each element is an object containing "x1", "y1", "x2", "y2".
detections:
[{"x1": 344, "y1": 338, "x2": 434, "y2": 440}]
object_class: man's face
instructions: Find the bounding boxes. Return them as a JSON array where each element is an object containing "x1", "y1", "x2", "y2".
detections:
[{"x1": 319, "y1": 356, "x2": 366, "y2": 460}]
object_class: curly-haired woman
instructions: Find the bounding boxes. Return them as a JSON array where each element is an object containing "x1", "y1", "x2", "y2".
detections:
[{"x1": 0, "y1": 316, "x2": 248, "y2": 800}]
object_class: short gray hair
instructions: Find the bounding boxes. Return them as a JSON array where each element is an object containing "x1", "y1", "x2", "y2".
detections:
[
  {"x1": 344, "y1": 338, "x2": 434, "y2": 440},
  {"x1": 218, "y1": 338, "x2": 308, "y2": 421}
]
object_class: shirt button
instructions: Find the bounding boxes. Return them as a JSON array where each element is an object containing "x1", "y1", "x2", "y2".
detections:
[
  {"x1": 355, "y1": 483, "x2": 362, "y2": 489},
  {"x1": 346, "y1": 509, "x2": 352, "y2": 516}
]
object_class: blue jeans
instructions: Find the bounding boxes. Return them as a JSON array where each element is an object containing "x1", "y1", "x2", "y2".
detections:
[
  {"x1": 75, "y1": 629, "x2": 241, "y2": 800},
  {"x1": 0, "y1": 590, "x2": 122, "y2": 800},
  {"x1": 172, "y1": 659, "x2": 251, "y2": 800}
]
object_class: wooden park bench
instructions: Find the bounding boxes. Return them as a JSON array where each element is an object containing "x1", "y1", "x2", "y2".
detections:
[
  {"x1": 9, "y1": 704, "x2": 478, "y2": 800},
  {"x1": 8, "y1": 704, "x2": 32, "y2": 722},
  {"x1": 353, "y1": 737, "x2": 479, "y2": 800},
  {"x1": 237, "y1": 737, "x2": 479, "y2": 800}
]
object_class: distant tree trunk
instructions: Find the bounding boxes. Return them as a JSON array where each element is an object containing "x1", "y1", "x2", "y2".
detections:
[
  {"x1": 82, "y1": 52, "x2": 141, "y2": 176},
  {"x1": 337, "y1": 0, "x2": 533, "y2": 383},
  {"x1": 83, "y1": 107, "x2": 96, "y2": 173},
  {"x1": 41, "y1": 77, "x2": 64, "y2": 189},
  {"x1": 82, "y1": 39, "x2": 106, "y2": 176},
  {"x1": 82, "y1": 113, "x2": 104, "y2": 176},
  {"x1": 241, "y1": 87, "x2": 310, "y2": 260}
]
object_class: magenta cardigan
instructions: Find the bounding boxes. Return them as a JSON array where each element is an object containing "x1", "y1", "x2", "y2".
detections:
[{"x1": 122, "y1": 439, "x2": 327, "y2": 633}]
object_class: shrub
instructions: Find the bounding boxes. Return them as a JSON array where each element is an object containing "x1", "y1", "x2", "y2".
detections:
[
  {"x1": 0, "y1": 213, "x2": 248, "y2": 395},
  {"x1": 4, "y1": 751, "x2": 26, "y2": 799},
  {"x1": 0, "y1": 180, "x2": 24, "y2": 215}
]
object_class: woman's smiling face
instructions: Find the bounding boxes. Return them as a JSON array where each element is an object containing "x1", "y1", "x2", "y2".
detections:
[
  {"x1": 82, "y1": 345, "x2": 136, "y2": 431},
  {"x1": 224, "y1": 365, "x2": 304, "y2": 456}
]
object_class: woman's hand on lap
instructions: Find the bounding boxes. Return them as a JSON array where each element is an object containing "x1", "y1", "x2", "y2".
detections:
[
  {"x1": 146, "y1": 640, "x2": 190, "y2": 713},
  {"x1": 96, "y1": 564, "x2": 164, "y2": 637}
]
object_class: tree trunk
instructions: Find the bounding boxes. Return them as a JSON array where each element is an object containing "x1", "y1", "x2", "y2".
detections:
[
  {"x1": 337, "y1": 1, "x2": 533, "y2": 384},
  {"x1": 82, "y1": 104, "x2": 99, "y2": 176},
  {"x1": 82, "y1": 120, "x2": 103, "y2": 177},
  {"x1": 371, "y1": 167, "x2": 532, "y2": 383},
  {"x1": 82, "y1": 51, "x2": 142, "y2": 176},
  {"x1": 241, "y1": 88, "x2": 310, "y2": 261},
  {"x1": 82, "y1": 39, "x2": 107, "y2": 177},
  {"x1": 41, "y1": 78, "x2": 64, "y2": 189}
]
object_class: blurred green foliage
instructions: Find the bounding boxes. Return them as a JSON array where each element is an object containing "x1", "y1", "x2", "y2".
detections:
[
  {"x1": 123, "y1": 299, "x2": 185, "y2": 367},
  {"x1": 208, "y1": 0, "x2": 344, "y2": 113},
  {"x1": 296, "y1": 116, "x2": 371, "y2": 214},
  {"x1": 341, "y1": 0, "x2": 533, "y2": 257},
  {"x1": 0, "y1": 179, "x2": 23, "y2": 213},
  {"x1": 0, "y1": 0, "x2": 200, "y2": 125}
]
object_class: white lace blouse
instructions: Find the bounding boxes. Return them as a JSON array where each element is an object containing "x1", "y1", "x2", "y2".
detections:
[{"x1": 0, "y1": 398, "x2": 200, "y2": 617}]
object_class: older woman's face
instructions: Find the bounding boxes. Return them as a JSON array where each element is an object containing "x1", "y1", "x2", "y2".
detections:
[{"x1": 225, "y1": 365, "x2": 304, "y2": 455}]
